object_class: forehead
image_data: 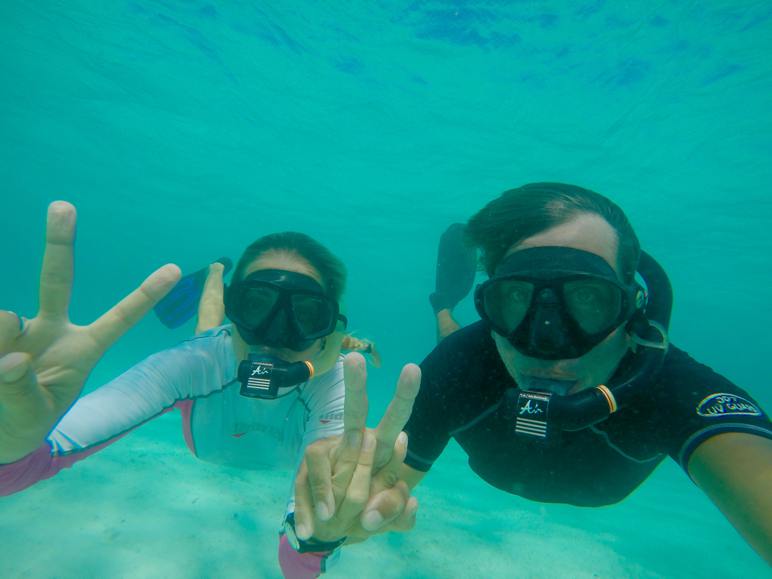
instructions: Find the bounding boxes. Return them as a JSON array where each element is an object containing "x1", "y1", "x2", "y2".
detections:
[
  {"x1": 244, "y1": 250, "x2": 323, "y2": 284},
  {"x1": 507, "y1": 213, "x2": 620, "y2": 273}
]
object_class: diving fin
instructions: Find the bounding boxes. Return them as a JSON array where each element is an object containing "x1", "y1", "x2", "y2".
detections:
[
  {"x1": 154, "y1": 257, "x2": 233, "y2": 329},
  {"x1": 429, "y1": 223, "x2": 477, "y2": 314}
]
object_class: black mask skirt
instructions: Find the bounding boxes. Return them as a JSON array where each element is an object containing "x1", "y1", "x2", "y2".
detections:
[
  {"x1": 225, "y1": 269, "x2": 347, "y2": 352},
  {"x1": 474, "y1": 247, "x2": 645, "y2": 360}
]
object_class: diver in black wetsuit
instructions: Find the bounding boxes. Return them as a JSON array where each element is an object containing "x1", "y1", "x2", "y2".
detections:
[
  {"x1": 292, "y1": 182, "x2": 771, "y2": 568},
  {"x1": 406, "y1": 183, "x2": 772, "y2": 561}
]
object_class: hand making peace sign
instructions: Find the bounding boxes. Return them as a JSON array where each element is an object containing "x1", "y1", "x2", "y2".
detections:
[
  {"x1": 0, "y1": 202, "x2": 180, "y2": 463},
  {"x1": 293, "y1": 353, "x2": 422, "y2": 544}
]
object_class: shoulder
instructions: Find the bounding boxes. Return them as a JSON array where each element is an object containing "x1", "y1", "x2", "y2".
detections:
[
  {"x1": 303, "y1": 355, "x2": 345, "y2": 408},
  {"x1": 654, "y1": 345, "x2": 761, "y2": 408},
  {"x1": 648, "y1": 344, "x2": 771, "y2": 468},
  {"x1": 420, "y1": 321, "x2": 495, "y2": 376},
  {"x1": 417, "y1": 321, "x2": 508, "y2": 404},
  {"x1": 175, "y1": 324, "x2": 235, "y2": 358},
  {"x1": 156, "y1": 324, "x2": 238, "y2": 387}
]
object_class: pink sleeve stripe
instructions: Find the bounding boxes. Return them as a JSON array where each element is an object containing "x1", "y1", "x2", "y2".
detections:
[
  {"x1": 278, "y1": 535, "x2": 326, "y2": 578},
  {"x1": 175, "y1": 399, "x2": 197, "y2": 456},
  {"x1": 0, "y1": 435, "x2": 120, "y2": 497},
  {"x1": 0, "y1": 406, "x2": 180, "y2": 497}
]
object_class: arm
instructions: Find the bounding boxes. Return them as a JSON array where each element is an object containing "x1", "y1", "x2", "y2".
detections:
[
  {"x1": 0, "y1": 201, "x2": 179, "y2": 477},
  {"x1": 688, "y1": 432, "x2": 772, "y2": 563},
  {"x1": 0, "y1": 329, "x2": 233, "y2": 495}
]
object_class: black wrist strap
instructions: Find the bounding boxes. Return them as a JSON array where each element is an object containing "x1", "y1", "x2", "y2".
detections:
[{"x1": 284, "y1": 512, "x2": 347, "y2": 553}]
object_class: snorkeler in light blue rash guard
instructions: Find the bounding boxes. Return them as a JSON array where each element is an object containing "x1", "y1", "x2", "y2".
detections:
[
  {"x1": 0, "y1": 205, "x2": 404, "y2": 578},
  {"x1": 0, "y1": 325, "x2": 345, "y2": 494}
]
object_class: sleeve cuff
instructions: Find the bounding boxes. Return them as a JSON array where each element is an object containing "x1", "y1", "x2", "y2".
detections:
[
  {"x1": 677, "y1": 422, "x2": 772, "y2": 472},
  {"x1": 404, "y1": 449, "x2": 434, "y2": 472}
]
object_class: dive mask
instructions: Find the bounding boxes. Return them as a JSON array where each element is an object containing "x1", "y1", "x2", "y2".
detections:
[
  {"x1": 475, "y1": 247, "x2": 645, "y2": 360},
  {"x1": 225, "y1": 269, "x2": 347, "y2": 352}
]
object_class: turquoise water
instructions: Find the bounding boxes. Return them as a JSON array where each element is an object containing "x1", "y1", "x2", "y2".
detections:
[{"x1": 1, "y1": 1, "x2": 771, "y2": 577}]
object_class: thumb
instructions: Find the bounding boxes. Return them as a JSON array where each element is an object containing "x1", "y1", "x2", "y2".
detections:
[{"x1": 196, "y1": 263, "x2": 225, "y2": 334}]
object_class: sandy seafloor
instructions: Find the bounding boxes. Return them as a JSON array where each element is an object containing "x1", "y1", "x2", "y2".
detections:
[{"x1": 1, "y1": 406, "x2": 767, "y2": 579}]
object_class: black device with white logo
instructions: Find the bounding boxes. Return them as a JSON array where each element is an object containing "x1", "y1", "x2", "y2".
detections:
[{"x1": 237, "y1": 354, "x2": 313, "y2": 399}]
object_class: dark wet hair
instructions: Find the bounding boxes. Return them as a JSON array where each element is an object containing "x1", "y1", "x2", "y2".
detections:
[
  {"x1": 466, "y1": 182, "x2": 641, "y2": 283},
  {"x1": 232, "y1": 232, "x2": 347, "y2": 301}
]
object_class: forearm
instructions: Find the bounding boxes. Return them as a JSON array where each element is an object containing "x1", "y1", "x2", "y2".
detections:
[
  {"x1": 689, "y1": 432, "x2": 772, "y2": 563},
  {"x1": 400, "y1": 463, "x2": 428, "y2": 489}
]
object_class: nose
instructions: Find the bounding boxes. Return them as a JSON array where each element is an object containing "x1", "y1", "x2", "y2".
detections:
[
  {"x1": 260, "y1": 308, "x2": 292, "y2": 348},
  {"x1": 529, "y1": 289, "x2": 567, "y2": 356}
]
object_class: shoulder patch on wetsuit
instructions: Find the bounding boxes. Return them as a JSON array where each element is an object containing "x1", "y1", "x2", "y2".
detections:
[{"x1": 696, "y1": 393, "x2": 762, "y2": 418}]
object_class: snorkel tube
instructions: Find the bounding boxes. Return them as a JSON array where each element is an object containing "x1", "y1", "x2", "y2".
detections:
[{"x1": 511, "y1": 251, "x2": 671, "y2": 439}]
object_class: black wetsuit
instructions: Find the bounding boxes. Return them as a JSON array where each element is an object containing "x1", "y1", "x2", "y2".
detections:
[{"x1": 404, "y1": 321, "x2": 772, "y2": 507}]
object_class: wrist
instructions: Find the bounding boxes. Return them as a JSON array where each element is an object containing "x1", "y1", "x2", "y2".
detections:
[{"x1": 283, "y1": 512, "x2": 347, "y2": 553}]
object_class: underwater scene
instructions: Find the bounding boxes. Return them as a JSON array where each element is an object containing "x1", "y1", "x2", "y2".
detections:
[{"x1": 1, "y1": 1, "x2": 771, "y2": 578}]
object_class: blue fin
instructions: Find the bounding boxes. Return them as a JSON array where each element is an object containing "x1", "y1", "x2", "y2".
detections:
[{"x1": 154, "y1": 257, "x2": 232, "y2": 329}]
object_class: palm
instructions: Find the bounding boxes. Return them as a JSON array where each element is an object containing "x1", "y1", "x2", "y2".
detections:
[{"x1": 0, "y1": 202, "x2": 179, "y2": 463}]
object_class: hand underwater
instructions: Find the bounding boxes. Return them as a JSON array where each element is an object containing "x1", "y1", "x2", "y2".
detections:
[{"x1": 293, "y1": 353, "x2": 421, "y2": 543}]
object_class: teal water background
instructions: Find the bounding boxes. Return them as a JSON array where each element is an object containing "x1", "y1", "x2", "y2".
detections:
[{"x1": 1, "y1": 1, "x2": 771, "y2": 577}]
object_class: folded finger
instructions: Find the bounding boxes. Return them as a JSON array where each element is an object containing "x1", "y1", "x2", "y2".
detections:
[
  {"x1": 370, "y1": 431, "x2": 408, "y2": 496},
  {"x1": 0, "y1": 352, "x2": 43, "y2": 421},
  {"x1": 330, "y1": 428, "x2": 363, "y2": 510},
  {"x1": 305, "y1": 440, "x2": 335, "y2": 522},
  {"x1": 388, "y1": 495, "x2": 418, "y2": 532},
  {"x1": 38, "y1": 202, "x2": 76, "y2": 321},
  {"x1": 89, "y1": 264, "x2": 181, "y2": 349},
  {"x1": 361, "y1": 481, "x2": 410, "y2": 532},
  {"x1": 195, "y1": 262, "x2": 225, "y2": 334},
  {"x1": 374, "y1": 364, "x2": 420, "y2": 468},
  {"x1": 336, "y1": 430, "x2": 376, "y2": 524},
  {"x1": 0, "y1": 311, "x2": 23, "y2": 352},
  {"x1": 293, "y1": 460, "x2": 315, "y2": 541}
]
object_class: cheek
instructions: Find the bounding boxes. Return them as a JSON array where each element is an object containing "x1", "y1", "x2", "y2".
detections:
[
  {"x1": 492, "y1": 333, "x2": 520, "y2": 378},
  {"x1": 578, "y1": 328, "x2": 630, "y2": 380},
  {"x1": 296, "y1": 339, "x2": 324, "y2": 360}
]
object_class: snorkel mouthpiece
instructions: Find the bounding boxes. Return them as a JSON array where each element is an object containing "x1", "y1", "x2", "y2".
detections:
[{"x1": 238, "y1": 354, "x2": 314, "y2": 399}]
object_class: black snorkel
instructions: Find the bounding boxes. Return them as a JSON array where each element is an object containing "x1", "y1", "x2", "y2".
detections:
[{"x1": 509, "y1": 251, "x2": 671, "y2": 439}]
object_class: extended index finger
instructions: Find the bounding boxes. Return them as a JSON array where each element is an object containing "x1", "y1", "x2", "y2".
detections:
[
  {"x1": 37, "y1": 202, "x2": 76, "y2": 320},
  {"x1": 373, "y1": 363, "x2": 421, "y2": 468},
  {"x1": 342, "y1": 353, "x2": 368, "y2": 434}
]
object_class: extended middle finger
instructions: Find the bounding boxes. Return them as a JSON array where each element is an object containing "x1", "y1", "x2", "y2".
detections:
[
  {"x1": 342, "y1": 353, "x2": 368, "y2": 433},
  {"x1": 37, "y1": 202, "x2": 76, "y2": 321}
]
